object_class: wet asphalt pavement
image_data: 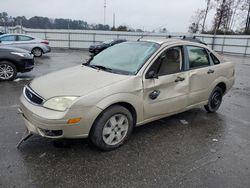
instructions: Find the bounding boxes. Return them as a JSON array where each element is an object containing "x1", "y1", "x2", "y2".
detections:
[{"x1": 0, "y1": 49, "x2": 250, "y2": 188}]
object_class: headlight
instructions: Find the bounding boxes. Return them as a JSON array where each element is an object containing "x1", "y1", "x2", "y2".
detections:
[
  {"x1": 11, "y1": 52, "x2": 32, "y2": 57},
  {"x1": 43, "y1": 96, "x2": 78, "y2": 111}
]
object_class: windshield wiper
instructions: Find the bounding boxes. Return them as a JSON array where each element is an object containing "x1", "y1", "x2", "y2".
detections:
[
  {"x1": 89, "y1": 64, "x2": 113, "y2": 72},
  {"x1": 88, "y1": 64, "x2": 131, "y2": 75}
]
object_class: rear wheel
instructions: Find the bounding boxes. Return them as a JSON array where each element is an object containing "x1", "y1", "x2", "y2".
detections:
[
  {"x1": 32, "y1": 47, "x2": 43, "y2": 57},
  {"x1": 90, "y1": 105, "x2": 134, "y2": 151},
  {"x1": 204, "y1": 86, "x2": 223, "y2": 113},
  {"x1": 0, "y1": 61, "x2": 17, "y2": 81}
]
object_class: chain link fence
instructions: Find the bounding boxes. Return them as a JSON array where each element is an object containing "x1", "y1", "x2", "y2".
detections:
[{"x1": 5, "y1": 25, "x2": 250, "y2": 55}]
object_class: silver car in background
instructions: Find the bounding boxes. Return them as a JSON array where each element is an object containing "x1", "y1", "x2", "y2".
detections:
[{"x1": 0, "y1": 34, "x2": 51, "y2": 57}]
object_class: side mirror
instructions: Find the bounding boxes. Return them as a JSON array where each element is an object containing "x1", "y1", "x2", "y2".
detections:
[
  {"x1": 82, "y1": 60, "x2": 88, "y2": 65},
  {"x1": 82, "y1": 55, "x2": 94, "y2": 65},
  {"x1": 146, "y1": 70, "x2": 158, "y2": 79}
]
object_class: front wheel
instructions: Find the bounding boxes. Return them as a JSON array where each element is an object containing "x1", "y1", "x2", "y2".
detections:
[
  {"x1": 204, "y1": 86, "x2": 223, "y2": 113},
  {"x1": 90, "y1": 105, "x2": 134, "y2": 151},
  {"x1": 0, "y1": 61, "x2": 17, "y2": 81}
]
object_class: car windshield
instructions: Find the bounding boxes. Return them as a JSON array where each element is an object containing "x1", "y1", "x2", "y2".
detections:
[{"x1": 89, "y1": 41, "x2": 160, "y2": 75}]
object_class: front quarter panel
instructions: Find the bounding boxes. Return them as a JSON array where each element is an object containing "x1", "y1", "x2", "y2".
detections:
[
  {"x1": 95, "y1": 92, "x2": 144, "y2": 123},
  {"x1": 71, "y1": 76, "x2": 144, "y2": 124}
]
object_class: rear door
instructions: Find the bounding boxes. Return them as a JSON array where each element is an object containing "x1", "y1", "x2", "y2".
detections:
[
  {"x1": 186, "y1": 45, "x2": 216, "y2": 106},
  {"x1": 143, "y1": 46, "x2": 189, "y2": 120},
  {"x1": 13, "y1": 35, "x2": 35, "y2": 51}
]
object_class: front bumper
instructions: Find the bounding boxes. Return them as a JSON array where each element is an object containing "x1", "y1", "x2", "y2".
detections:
[
  {"x1": 19, "y1": 58, "x2": 34, "y2": 73},
  {"x1": 19, "y1": 94, "x2": 102, "y2": 139}
]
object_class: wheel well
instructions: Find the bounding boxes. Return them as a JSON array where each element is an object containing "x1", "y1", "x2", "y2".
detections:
[
  {"x1": 89, "y1": 102, "x2": 137, "y2": 137},
  {"x1": 0, "y1": 59, "x2": 18, "y2": 71},
  {"x1": 216, "y1": 82, "x2": 226, "y2": 94},
  {"x1": 113, "y1": 102, "x2": 137, "y2": 126},
  {"x1": 97, "y1": 102, "x2": 137, "y2": 126},
  {"x1": 32, "y1": 47, "x2": 44, "y2": 53}
]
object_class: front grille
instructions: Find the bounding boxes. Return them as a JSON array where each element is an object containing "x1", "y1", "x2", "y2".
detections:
[{"x1": 24, "y1": 86, "x2": 44, "y2": 105}]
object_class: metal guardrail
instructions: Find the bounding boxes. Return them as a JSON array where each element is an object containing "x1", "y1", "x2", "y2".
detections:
[{"x1": 5, "y1": 26, "x2": 250, "y2": 55}]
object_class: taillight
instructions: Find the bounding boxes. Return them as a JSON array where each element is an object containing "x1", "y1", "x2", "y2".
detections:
[{"x1": 41, "y1": 40, "x2": 49, "y2": 45}]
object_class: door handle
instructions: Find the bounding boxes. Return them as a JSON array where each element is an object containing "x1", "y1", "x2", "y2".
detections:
[
  {"x1": 149, "y1": 90, "x2": 160, "y2": 100},
  {"x1": 175, "y1": 76, "x2": 185, "y2": 82},
  {"x1": 207, "y1": 69, "x2": 215, "y2": 74}
]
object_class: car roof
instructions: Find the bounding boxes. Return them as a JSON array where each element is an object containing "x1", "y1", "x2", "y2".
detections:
[
  {"x1": 111, "y1": 39, "x2": 126, "y2": 42},
  {"x1": 0, "y1": 33, "x2": 35, "y2": 38},
  {"x1": 141, "y1": 38, "x2": 207, "y2": 47},
  {"x1": 140, "y1": 38, "x2": 177, "y2": 45},
  {"x1": 140, "y1": 38, "x2": 224, "y2": 63}
]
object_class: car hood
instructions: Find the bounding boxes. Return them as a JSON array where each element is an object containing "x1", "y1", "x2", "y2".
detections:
[{"x1": 30, "y1": 65, "x2": 129, "y2": 99}]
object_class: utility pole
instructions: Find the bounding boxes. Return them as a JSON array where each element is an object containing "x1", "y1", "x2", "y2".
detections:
[
  {"x1": 113, "y1": 13, "x2": 116, "y2": 28},
  {"x1": 104, "y1": 0, "x2": 107, "y2": 25}
]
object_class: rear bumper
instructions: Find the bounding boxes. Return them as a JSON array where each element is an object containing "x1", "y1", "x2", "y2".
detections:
[
  {"x1": 89, "y1": 48, "x2": 95, "y2": 53},
  {"x1": 42, "y1": 45, "x2": 51, "y2": 53},
  {"x1": 225, "y1": 77, "x2": 235, "y2": 94},
  {"x1": 89, "y1": 48, "x2": 102, "y2": 54}
]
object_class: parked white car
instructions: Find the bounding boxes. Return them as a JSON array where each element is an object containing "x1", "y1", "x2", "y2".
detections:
[
  {"x1": 0, "y1": 34, "x2": 51, "y2": 57},
  {"x1": 19, "y1": 39, "x2": 235, "y2": 150}
]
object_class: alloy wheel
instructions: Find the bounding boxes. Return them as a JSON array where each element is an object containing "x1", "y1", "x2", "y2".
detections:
[{"x1": 0, "y1": 63, "x2": 14, "y2": 80}]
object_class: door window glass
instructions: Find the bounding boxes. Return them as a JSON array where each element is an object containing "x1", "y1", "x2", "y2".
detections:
[
  {"x1": 0, "y1": 35, "x2": 16, "y2": 41},
  {"x1": 187, "y1": 46, "x2": 210, "y2": 68},
  {"x1": 156, "y1": 47, "x2": 182, "y2": 76},
  {"x1": 18, "y1": 35, "x2": 33, "y2": 41},
  {"x1": 210, "y1": 53, "x2": 220, "y2": 65}
]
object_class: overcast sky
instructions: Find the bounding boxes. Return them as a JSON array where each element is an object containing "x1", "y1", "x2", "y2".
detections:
[{"x1": 1, "y1": 0, "x2": 214, "y2": 32}]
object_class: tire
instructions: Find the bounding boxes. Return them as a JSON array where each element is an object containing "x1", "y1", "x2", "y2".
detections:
[
  {"x1": 32, "y1": 47, "x2": 43, "y2": 57},
  {"x1": 0, "y1": 61, "x2": 17, "y2": 81},
  {"x1": 204, "y1": 86, "x2": 223, "y2": 113},
  {"x1": 90, "y1": 105, "x2": 134, "y2": 151}
]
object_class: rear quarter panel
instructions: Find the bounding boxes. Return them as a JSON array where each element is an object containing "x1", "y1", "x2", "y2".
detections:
[{"x1": 209, "y1": 61, "x2": 235, "y2": 95}]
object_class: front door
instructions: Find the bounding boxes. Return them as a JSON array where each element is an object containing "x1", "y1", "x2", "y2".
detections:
[
  {"x1": 0, "y1": 35, "x2": 17, "y2": 46},
  {"x1": 143, "y1": 46, "x2": 189, "y2": 120}
]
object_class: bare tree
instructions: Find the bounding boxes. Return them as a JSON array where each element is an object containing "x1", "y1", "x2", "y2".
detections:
[
  {"x1": 243, "y1": 0, "x2": 250, "y2": 32},
  {"x1": 228, "y1": 0, "x2": 243, "y2": 30},
  {"x1": 213, "y1": 0, "x2": 234, "y2": 33},
  {"x1": 202, "y1": 0, "x2": 213, "y2": 32},
  {"x1": 189, "y1": 9, "x2": 205, "y2": 33}
]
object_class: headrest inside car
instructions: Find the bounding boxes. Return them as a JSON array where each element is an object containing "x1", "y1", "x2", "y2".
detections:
[{"x1": 166, "y1": 49, "x2": 179, "y2": 60}]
